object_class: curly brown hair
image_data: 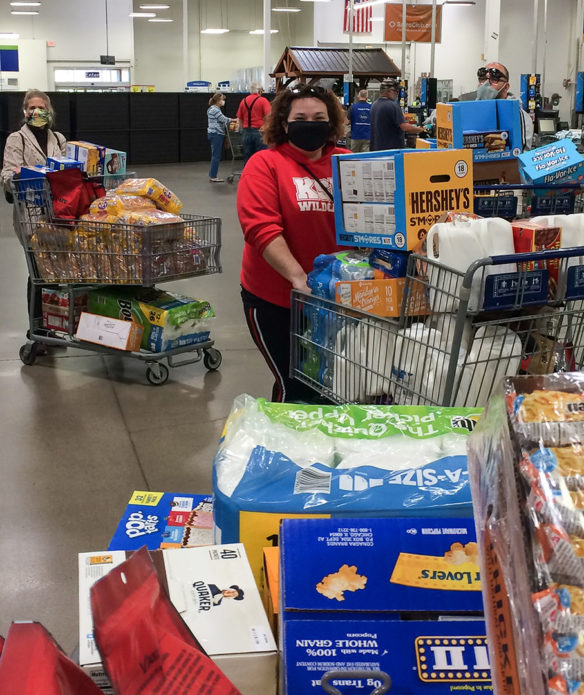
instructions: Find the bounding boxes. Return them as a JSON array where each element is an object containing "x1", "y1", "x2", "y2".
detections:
[{"x1": 263, "y1": 86, "x2": 346, "y2": 147}]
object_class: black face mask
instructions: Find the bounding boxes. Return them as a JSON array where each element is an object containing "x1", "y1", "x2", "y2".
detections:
[{"x1": 287, "y1": 121, "x2": 331, "y2": 152}]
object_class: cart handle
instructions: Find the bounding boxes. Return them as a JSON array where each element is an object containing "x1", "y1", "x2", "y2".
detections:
[
  {"x1": 474, "y1": 183, "x2": 584, "y2": 191},
  {"x1": 487, "y1": 246, "x2": 584, "y2": 265},
  {"x1": 320, "y1": 670, "x2": 391, "y2": 695}
]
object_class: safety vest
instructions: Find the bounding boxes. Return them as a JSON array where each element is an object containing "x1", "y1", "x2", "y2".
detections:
[{"x1": 350, "y1": 101, "x2": 372, "y2": 140}]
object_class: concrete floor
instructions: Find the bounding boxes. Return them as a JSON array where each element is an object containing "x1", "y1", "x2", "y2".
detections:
[{"x1": 0, "y1": 161, "x2": 272, "y2": 654}]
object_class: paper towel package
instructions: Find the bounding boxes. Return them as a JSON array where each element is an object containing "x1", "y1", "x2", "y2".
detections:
[
  {"x1": 332, "y1": 148, "x2": 473, "y2": 250},
  {"x1": 213, "y1": 395, "x2": 483, "y2": 587},
  {"x1": 79, "y1": 545, "x2": 277, "y2": 695},
  {"x1": 436, "y1": 100, "x2": 523, "y2": 161},
  {"x1": 279, "y1": 517, "x2": 489, "y2": 695},
  {"x1": 517, "y1": 138, "x2": 584, "y2": 186}
]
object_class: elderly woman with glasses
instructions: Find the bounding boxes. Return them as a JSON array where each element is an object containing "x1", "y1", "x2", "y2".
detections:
[{"x1": 236, "y1": 85, "x2": 349, "y2": 403}]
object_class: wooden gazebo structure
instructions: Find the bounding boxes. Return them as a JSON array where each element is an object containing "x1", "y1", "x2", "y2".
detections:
[{"x1": 270, "y1": 46, "x2": 401, "y2": 92}]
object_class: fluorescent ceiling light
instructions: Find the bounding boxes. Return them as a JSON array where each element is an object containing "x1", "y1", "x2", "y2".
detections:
[
  {"x1": 10, "y1": 2, "x2": 41, "y2": 5},
  {"x1": 140, "y1": 4, "x2": 170, "y2": 8},
  {"x1": 250, "y1": 29, "x2": 279, "y2": 34},
  {"x1": 148, "y1": 18, "x2": 173, "y2": 22},
  {"x1": 129, "y1": 12, "x2": 156, "y2": 17},
  {"x1": 201, "y1": 28, "x2": 230, "y2": 34},
  {"x1": 11, "y1": 10, "x2": 39, "y2": 13},
  {"x1": 0, "y1": 33, "x2": 19, "y2": 39},
  {"x1": 272, "y1": 6, "x2": 301, "y2": 10}
]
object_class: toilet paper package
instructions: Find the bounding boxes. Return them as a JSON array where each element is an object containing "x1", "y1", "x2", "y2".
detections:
[{"x1": 213, "y1": 394, "x2": 483, "y2": 586}]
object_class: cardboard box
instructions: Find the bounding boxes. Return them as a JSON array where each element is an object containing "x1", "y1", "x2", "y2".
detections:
[
  {"x1": 332, "y1": 148, "x2": 474, "y2": 250},
  {"x1": 512, "y1": 219, "x2": 561, "y2": 297},
  {"x1": 416, "y1": 137, "x2": 437, "y2": 149},
  {"x1": 473, "y1": 158, "x2": 521, "y2": 184},
  {"x1": 436, "y1": 100, "x2": 523, "y2": 162},
  {"x1": 262, "y1": 547, "x2": 279, "y2": 640},
  {"x1": 334, "y1": 277, "x2": 429, "y2": 317},
  {"x1": 108, "y1": 490, "x2": 213, "y2": 551},
  {"x1": 517, "y1": 138, "x2": 584, "y2": 185},
  {"x1": 75, "y1": 312, "x2": 144, "y2": 351},
  {"x1": 103, "y1": 148, "x2": 127, "y2": 178},
  {"x1": 280, "y1": 517, "x2": 490, "y2": 695},
  {"x1": 66, "y1": 141, "x2": 106, "y2": 176},
  {"x1": 88, "y1": 287, "x2": 214, "y2": 353},
  {"x1": 46, "y1": 156, "x2": 83, "y2": 171},
  {"x1": 79, "y1": 545, "x2": 278, "y2": 695},
  {"x1": 41, "y1": 287, "x2": 87, "y2": 333}
]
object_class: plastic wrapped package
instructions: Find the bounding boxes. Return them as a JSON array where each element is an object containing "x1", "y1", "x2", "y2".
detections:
[
  {"x1": 468, "y1": 372, "x2": 584, "y2": 695},
  {"x1": 89, "y1": 193, "x2": 156, "y2": 216},
  {"x1": 214, "y1": 394, "x2": 483, "y2": 537},
  {"x1": 115, "y1": 178, "x2": 183, "y2": 215}
]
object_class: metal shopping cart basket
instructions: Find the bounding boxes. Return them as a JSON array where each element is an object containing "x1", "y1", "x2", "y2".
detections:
[
  {"x1": 11, "y1": 174, "x2": 222, "y2": 385},
  {"x1": 225, "y1": 126, "x2": 244, "y2": 184},
  {"x1": 291, "y1": 245, "x2": 584, "y2": 408}
]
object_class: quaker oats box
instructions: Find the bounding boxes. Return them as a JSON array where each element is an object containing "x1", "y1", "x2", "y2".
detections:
[{"x1": 280, "y1": 517, "x2": 491, "y2": 695}]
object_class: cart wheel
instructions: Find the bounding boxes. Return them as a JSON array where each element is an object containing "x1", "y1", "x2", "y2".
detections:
[
  {"x1": 227, "y1": 175, "x2": 234, "y2": 184},
  {"x1": 146, "y1": 363, "x2": 169, "y2": 386},
  {"x1": 19, "y1": 342, "x2": 39, "y2": 366},
  {"x1": 203, "y1": 348, "x2": 222, "y2": 371}
]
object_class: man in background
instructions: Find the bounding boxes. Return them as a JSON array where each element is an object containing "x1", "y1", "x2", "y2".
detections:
[
  {"x1": 346, "y1": 89, "x2": 372, "y2": 152},
  {"x1": 236, "y1": 82, "x2": 272, "y2": 166},
  {"x1": 370, "y1": 79, "x2": 424, "y2": 151}
]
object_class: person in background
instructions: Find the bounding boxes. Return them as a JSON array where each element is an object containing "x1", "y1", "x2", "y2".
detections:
[
  {"x1": 346, "y1": 89, "x2": 372, "y2": 153},
  {"x1": 476, "y1": 62, "x2": 534, "y2": 149},
  {"x1": 207, "y1": 92, "x2": 235, "y2": 183},
  {"x1": 1, "y1": 89, "x2": 67, "y2": 351},
  {"x1": 237, "y1": 85, "x2": 349, "y2": 403},
  {"x1": 370, "y1": 79, "x2": 424, "y2": 151},
  {"x1": 236, "y1": 82, "x2": 271, "y2": 166},
  {"x1": 459, "y1": 67, "x2": 488, "y2": 101}
]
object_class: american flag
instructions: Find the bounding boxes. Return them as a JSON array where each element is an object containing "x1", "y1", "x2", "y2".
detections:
[{"x1": 343, "y1": 0, "x2": 373, "y2": 33}]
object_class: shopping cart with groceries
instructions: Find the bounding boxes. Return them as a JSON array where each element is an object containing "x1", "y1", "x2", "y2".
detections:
[
  {"x1": 225, "y1": 121, "x2": 244, "y2": 184},
  {"x1": 11, "y1": 172, "x2": 222, "y2": 385},
  {"x1": 290, "y1": 183, "x2": 584, "y2": 407}
]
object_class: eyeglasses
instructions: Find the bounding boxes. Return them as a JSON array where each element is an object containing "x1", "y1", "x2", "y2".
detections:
[
  {"x1": 290, "y1": 86, "x2": 326, "y2": 97},
  {"x1": 477, "y1": 67, "x2": 487, "y2": 80},
  {"x1": 485, "y1": 67, "x2": 508, "y2": 83}
]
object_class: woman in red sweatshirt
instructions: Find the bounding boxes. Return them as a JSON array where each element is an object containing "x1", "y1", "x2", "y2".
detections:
[{"x1": 237, "y1": 85, "x2": 349, "y2": 403}]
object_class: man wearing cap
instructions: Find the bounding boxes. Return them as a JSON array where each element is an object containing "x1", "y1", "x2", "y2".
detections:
[
  {"x1": 370, "y1": 79, "x2": 425, "y2": 151},
  {"x1": 476, "y1": 62, "x2": 534, "y2": 149}
]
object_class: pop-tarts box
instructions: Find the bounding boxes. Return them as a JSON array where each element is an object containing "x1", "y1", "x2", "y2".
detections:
[
  {"x1": 46, "y1": 156, "x2": 83, "y2": 171},
  {"x1": 280, "y1": 517, "x2": 490, "y2": 695},
  {"x1": 517, "y1": 138, "x2": 584, "y2": 186},
  {"x1": 108, "y1": 490, "x2": 213, "y2": 551},
  {"x1": 331, "y1": 148, "x2": 473, "y2": 250},
  {"x1": 437, "y1": 99, "x2": 523, "y2": 162}
]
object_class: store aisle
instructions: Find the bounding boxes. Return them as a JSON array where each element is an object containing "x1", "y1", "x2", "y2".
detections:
[{"x1": 0, "y1": 162, "x2": 271, "y2": 653}]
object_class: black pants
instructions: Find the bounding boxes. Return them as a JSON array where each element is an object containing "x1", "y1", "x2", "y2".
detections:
[{"x1": 241, "y1": 287, "x2": 318, "y2": 403}]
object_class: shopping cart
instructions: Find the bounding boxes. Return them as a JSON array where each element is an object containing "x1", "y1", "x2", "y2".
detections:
[
  {"x1": 11, "y1": 174, "x2": 223, "y2": 385},
  {"x1": 473, "y1": 182, "x2": 584, "y2": 219},
  {"x1": 290, "y1": 247, "x2": 584, "y2": 408},
  {"x1": 225, "y1": 126, "x2": 244, "y2": 184}
]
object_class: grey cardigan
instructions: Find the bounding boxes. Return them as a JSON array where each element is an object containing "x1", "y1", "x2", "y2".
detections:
[{"x1": 1, "y1": 124, "x2": 67, "y2": 191}]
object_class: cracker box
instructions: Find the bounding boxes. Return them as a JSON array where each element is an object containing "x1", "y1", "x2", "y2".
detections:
[
  {"x1": 75, "y1": 312, "x2": 143, "y2": 351},
  {"x1": 108, "y1": 490, "x2": 213, "y2": 551},
  {"x1": 280, "y1": 517, "x2": 490, "y2": 695},
  {"x1": 79, "y1": 545, "x2": 278, "y2": 695},
  {"x1": 436, "y1": 99, "x2": 523, "y2": 162},
  {"x1": 334, "y1": 277, "x2": 429, "y2": 317},
  {"x1": 88, "y1": 287, "x2": 214, "y2": 353},
  {"x1": 512, "y1": 219, "x2": 561, "y2": 297},
  {"x1": 46, "y1": 156, "x2": 83, "y2": 171},
  {"x1": 42, "y1": 287, "x2": 87, "y2": 333},
  {"x1": 66, "y1": 141, "x2": 106, "y2": 176},
  {"x1": 332, "y1": 148, "x2": 473, "y2": 250},
  {"x1": 517, "y1": 138, "x2": 584, "y2": 186}
]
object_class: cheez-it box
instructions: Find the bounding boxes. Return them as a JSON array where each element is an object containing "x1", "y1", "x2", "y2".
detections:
[
  {"x1": 512, "y1": 220, "x2": 561, "y2": 297},
  {"x1": 280, "y1": 517, "x2": 490, "y2": 695}
]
